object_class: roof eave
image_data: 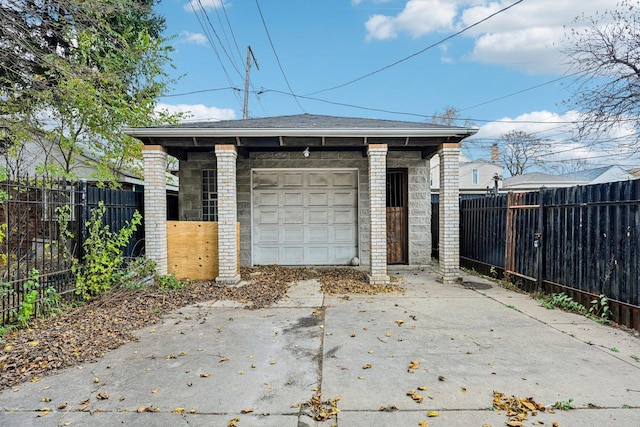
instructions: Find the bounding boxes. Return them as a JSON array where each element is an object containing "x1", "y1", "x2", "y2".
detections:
[{"x1": 122, "y1": 126, "x2": 478, "y2": 139}]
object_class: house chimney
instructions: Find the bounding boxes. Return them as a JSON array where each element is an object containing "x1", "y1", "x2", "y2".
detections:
[{"x1": 491, "y1": 143, "x2": 499, "y2": 163}]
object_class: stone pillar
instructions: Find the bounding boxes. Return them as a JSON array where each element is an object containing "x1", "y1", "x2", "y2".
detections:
[
  {"x1": 215, "y1": 145, "x2": 241, "y2": 285},
  {"x1": 142, "y1": 145, "x2": 168, "y2": 275},
  {"x1": 438, "y1": 143, "x2": 461, "y2": 284},
  {"x1": 368, "y1": 144, "x2": 389, "y2": 285}
]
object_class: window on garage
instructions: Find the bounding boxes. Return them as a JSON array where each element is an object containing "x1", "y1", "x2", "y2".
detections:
[{"x1": 202, "y1": 169, "x2": 218, "y2": 221}]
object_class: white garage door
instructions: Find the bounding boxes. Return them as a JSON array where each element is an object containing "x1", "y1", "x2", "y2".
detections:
[{"x1": 252, "y1": 169, "x2": 358, "y2": 265}]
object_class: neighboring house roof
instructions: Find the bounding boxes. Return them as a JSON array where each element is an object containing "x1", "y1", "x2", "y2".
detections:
[
  {"x1": 562, "y1": 165, "x2": 636, "y2": 184},
  {"x1": 1, "y1": 138, "x2": 178, "y2": 191},
  {"x1": 503, "y1": 172, "x2": 585, "y2": 190},
  {"x1": 124, "y1": 114, "x2": 479, "y2": 160}
]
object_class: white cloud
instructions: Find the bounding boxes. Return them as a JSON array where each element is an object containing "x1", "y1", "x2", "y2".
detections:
[
  {"x1": 181, "y1": 31, "x2": 207, "y2": 46},
  {"x1": 365, "y1": 0, "x2": 457, "y2": 40},
  {"x1": 363, "y1": 0, "x2": 617, "y2": 74},
  {"x1": 470, "y1": 110, "x2": 640, "y2": 167},
  {"x1": 184, "y1": 0, "x2": 225, "y2": 12},
  {"x1": 155, "y1": 103, "x2": 236, "y2": 122}
]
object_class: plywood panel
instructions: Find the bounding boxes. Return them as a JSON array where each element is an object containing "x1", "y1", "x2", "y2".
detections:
[{"x1": 167, "y1": 222, "x2": 240, "y2": 281}]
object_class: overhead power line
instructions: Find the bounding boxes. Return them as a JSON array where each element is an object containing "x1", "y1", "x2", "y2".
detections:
[
  {"x1": 305, "y1": 0, "x2": 525, "y2": 96},
  {"x1": 254, "y1": 0, "x2": 306, "y2": 113}
]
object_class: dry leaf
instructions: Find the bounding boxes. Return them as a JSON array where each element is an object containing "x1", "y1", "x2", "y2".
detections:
[
  {"x1": 427, "y1": 411, "x2": 439, "y2": 417},
  {"x1": 241, "y1": 408, "x2": 254, "y2": 413},
  {"x1": 418, "y1": 386, "x2": 428, "y2": 391},
  {"x1": 174, "y1": 407, "x2": 185, "y2": 414},
  {"x1": 200, "y1": 373, "x2": 211, "y2": 378},
  {"x1": 418, "y1": 421, "x2": 429, "y2": 427},
  {"x1": 151, "y1": 388, "x2": 159, "y2": 394},
  {"x1": 96, "y1": 392, "x2": 109, "y2": 400},
  {"x1": 438, "y1": 376, "x2": 446, "y2": 381},
  {"x1": 362, "y1": 364, "x2": 372, "y2": 369},
  {"x1": 395, "y1": 319, "x2": 405, "y2": 326},
  {"x1": 40, "y1": 397, "x2": 51, "y2": 402}
]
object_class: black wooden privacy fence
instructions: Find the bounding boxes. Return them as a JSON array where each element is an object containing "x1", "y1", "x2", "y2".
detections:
[
  {"x1": 1, "y1": 178, "x2": 144, "y2": 325},
  {"x1": 457, "y1": 180, "x2": 640, "y2": 331}
]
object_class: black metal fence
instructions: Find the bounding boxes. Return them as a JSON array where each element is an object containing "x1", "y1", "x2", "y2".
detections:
[
  {"x1": 1, "y1": 178, "x2": 144, "y2": 325},
  {"x1": 455, "y1": 180, "x2": 640, "y2": 331}
]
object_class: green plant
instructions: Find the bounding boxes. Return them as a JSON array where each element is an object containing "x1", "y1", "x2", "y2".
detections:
[
  {"x1": 16, "y1": 269, "x2": 40, "y2": 327},
  {"x1": 74, "y1": 202, "x2": 142, "y2": 299},
  {"x1": 631, "y1": 354, "x2": 640, "y2": 362},
  {"x1": 540, "y1": 292, "x2": 587, "y2": 314},
  {"x1": 41, "y1": 285, "x2": 62, "y2": 316},
  {"x1": 553, "y1": 398, "x2": 574, "y2": 410},
  {"x1": 588, "y1": 293, "x2": 610, "y2": 322},
  {"x1": 157, "y1": 273, "x2": 184, "y2": 291},
  {"x1": 610, "y1": 347, "x2": 620, "y2": 353}
]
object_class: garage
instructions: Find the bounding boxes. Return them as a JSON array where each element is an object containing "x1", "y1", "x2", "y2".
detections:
[{"x1": 252, "y1": 169, "x2": 358, "y2": 265}]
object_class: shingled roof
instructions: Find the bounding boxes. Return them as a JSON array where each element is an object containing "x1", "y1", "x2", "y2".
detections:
[{"x1": 124, "y1": 114, "x2": 478, "y2": 160}]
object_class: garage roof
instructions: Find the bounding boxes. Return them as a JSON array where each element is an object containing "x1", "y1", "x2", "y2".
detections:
[{"x1": 123, "y1": 114, "x2": 478, "y2": 160}]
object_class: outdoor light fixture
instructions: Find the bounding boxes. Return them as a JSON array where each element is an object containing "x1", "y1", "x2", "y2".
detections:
[{"x1": 303, "y1": 147, "x2": 310, "y2": 158}]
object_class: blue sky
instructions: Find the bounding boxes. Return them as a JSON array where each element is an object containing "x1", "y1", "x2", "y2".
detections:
[{"x1": 155, "y1": 0, "x2": 638, "y2": 170}]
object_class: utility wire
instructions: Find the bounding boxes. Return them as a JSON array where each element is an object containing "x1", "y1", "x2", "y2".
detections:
[
  {"x1": 305, "y1": 0, "x2": 525, "y2": 96},
  {"x1": 254, "y1": 0, "x2": 306, "y2": 113}
]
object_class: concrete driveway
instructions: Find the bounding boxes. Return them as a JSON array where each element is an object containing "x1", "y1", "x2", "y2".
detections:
[{"x1": 1, "y1": 266, "x2": 639, "y2": 426}]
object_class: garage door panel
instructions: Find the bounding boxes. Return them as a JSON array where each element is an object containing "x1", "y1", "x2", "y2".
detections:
[
  {"x1": 255, "y1": 246, "x2": 280, "y2": 264},
  {"x1": 333, "y1": 209, "x2": 356, "y2": 224},
  {"x1": 308, "y1": 210, "x2": 329, "y2": 224},
  {"x1": 308, "y1": 228, "x2": 329, "y2": 243},
  {"x1": 283, "y1": 209, "x2": 303, "y2": 224},
  {"x1": 283, "y1": 172, "x2": 304, "y2": 187},
  {"x1": 284, "y1": 192, "x2": 304, "y2": 206},
  {"x1": 308, "y1": 192, "x2": 328, "y2": 206},
  {"x1": 306, "y1": 246, "x2": 330, "y2": 264},
  {"x1": 254, "y1": 173, "x2": 279, "y2": 188},
  {"x1": 283, "y1": 247, "x2": 304, "y2": 263},
  {"x1": 254, "y1": 227, "x2": 278, "y2": 244},
  {"x1": 253, "y1": 170, "x2": 358, "y2": 265},
  {"x1": 255, "y1": 209, "x2": 279, "y2": 224},
  {"x1": 308, "y1": 172, "x2": 328, "y2": 187},
  {"x1": 255, "y1": 191, "x2": 279, "y2": 206},
  {"x1": 334, "y1": 190, "x2": 357, "y2": 206},
  {"x1": 333, "y1": 171, "x2": 357, "y2": 187},
  {"x1": 283, "y1": 227, "x2": 304, "y2": 243},
  {"x1": 333, "y1": 226, "x2": 356, "y2": 242},
  {"x1": 334, "y1": 246, "x2": 357, "y2": 260}
]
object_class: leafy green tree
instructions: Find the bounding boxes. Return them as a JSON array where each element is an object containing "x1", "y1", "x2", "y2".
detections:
[{"x1": 0, "y1": 0, "x2": 177, "y2": 184}]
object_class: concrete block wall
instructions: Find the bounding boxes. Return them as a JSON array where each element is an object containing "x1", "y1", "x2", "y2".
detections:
[
  {"x1": 178, "y1": 149, "x2": 433, "y2": 269},
  {"x1": 178, "y1": 152, "x2": 216, "y2": 221}
]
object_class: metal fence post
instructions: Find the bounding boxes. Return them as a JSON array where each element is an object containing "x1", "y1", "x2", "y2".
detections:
[
  {"x1": 536, "y1": 187, "x2": 546, "y2": 291},
  {"x1": 78, "y1": 179, "x2": 88, "y2": 261}
]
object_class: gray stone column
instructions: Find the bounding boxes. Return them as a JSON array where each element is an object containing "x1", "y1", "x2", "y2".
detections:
[
  {"x1": 142, "y1": 145, "x2": 167, "y2": 275},
  {"x1": 438, "y1": 143, "x2": 461, "y2": 284},
  {"x1": 215, "y1": 145, "x2": 241, "y2": 284},
  {"x1": 368, "y1": 144, "x2": 389, "y2": 285}
]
